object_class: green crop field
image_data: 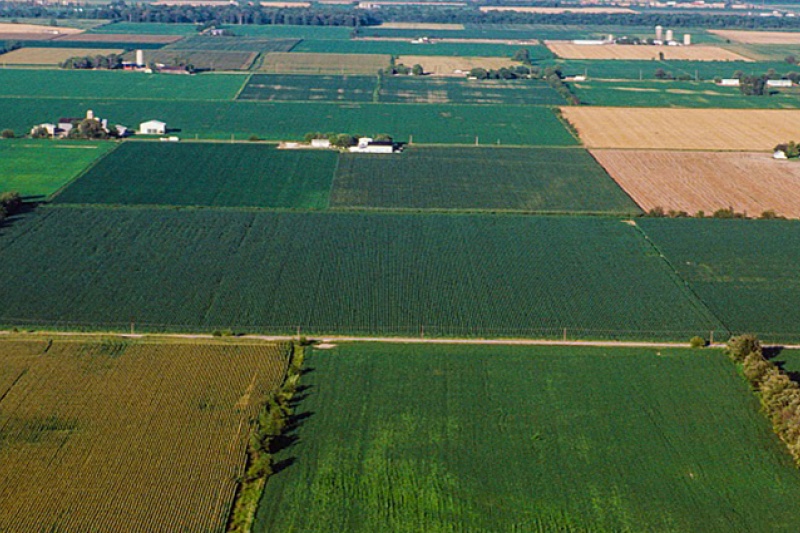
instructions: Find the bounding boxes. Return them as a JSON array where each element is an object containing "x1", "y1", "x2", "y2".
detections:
[
  {"x1": 0, "y1": 210, "x2": 722, "y2": 337},
  {"x1": 293, "y1": 40, "x2": 553, "y2": 59},
  {"x1": 237, "y1": 74, "x2": 377, "y2": 102},
  {"x1": 254, "y1": 343, "x2": 800, "y2": 532},
  {"x1": 0, "y1": 99, "x2": 575, "y2": 145},
  {"x1": 551, "y1": 59, "x2": 796, "y2": 80},
  {"x1": 573, "y1": 80, "x2": 800, "y2": 108},
  {"x1": 723, "y1": 43, "x2": 800, "y2": 62},
  {"x1": 330, "y1": 146, "x2": 638, "y2": 214},
  {"x1": 22, "y1": 39, "x2": 166, "y2": 50},
  {"x1": 0, "y1": 69, "x2": 246, "y2": 100},
  {"x1": 87, "y1": 22, "x2": 201, "y2": 35},
  {"x1": 639, "y1": 219, "x2": 800, "y2": 343},
  {"x1": 0, "y1": 139, "x2": 116, "y2": 198},
  {"x1": 219, "y1": 24, "x2": 353, "y2": 40},
  {"x1": 381, "y1": 77, "x2": 564, "y2": 105},
  {"x1": 53, "y1": 142, "x2": 337, "y2": 208},
  {"x1": 165, "y1": 35, "x2": 299, "y2": 52},
  {"x1": 125, "y1": 49, "x2": 258, "y2": 70},
  {"x1": 256, "y1": 52, "x2": 390, "y2": 75}
]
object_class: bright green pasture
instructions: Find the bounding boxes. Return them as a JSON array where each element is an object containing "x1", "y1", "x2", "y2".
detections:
[
  {"x1": 254, "y1": 343, "x2": 800, "y2": 532},
  {"x1": 0, "y1": 139, "x2": 115, "y2": 198},
  {"x1": 573, "y1": 80, "x2": 800, "y2": 108},
  {"x1": 330, "y1": 146, "x2": 638, "y2": 214},
  {"x1": 640, "y1": 219, "x2": 800, "y2": 343},
  {"x1": 293, "y1": 39, "x2": 553, "y2": 59},
  {"x1": 0, "y1": 99, "x2": 576, "y2": 145},
  {"x1": 0, "y1": 211, "x2": 722, "y2": 337},
  {"x1": 219, "y1": 24, "x2": 353, "y2": 39},
  {"x1": 54, "y1": 142, "x2": 337, "y2": 208},
  {"x1": 87, "y1": 22, "x2": 200, "y2": 35},
  {"x1": 0, "y1": 69, "x2": 246, "y2": 100}
]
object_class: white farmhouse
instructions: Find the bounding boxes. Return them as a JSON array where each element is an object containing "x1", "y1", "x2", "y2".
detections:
[
  {"x1": 767, "y1": 79, "x2": 793, "y2": 88},
  {"x1": 719, "y1": 78, "x2": 741, "y2": 87},
  {"x1": 311, "y1": 138, "x2": 331, "y2": 148},
  {"x1": 348, "y1": 137, "x2": 395, "y2": 154},
  {"x1": 139, "y1": 120, "x2": 167, "y2": 135}
]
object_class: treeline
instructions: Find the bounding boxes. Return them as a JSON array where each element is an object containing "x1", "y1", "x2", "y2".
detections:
[
  {"x1": 0, "y1": 192, "x2": 21, "y2": 222},
  {"x1": 4, "y1": 2, "x2": 800, "y2": 30},
  {"x1": 468, "y1": 63, "x2": 580, "y2": 105},
  {"x1": 228, "y1": 341, "x2": 305, "y2": 532},
  {"x1": 61, "y1": 53, "x2": 123, "y2": 70},
  {"x1": 728, "y1": 335, "x2": 800, "y2": 466},
  {"x1": 644, "y1": 205, "x2": 786, "y2": 219}
]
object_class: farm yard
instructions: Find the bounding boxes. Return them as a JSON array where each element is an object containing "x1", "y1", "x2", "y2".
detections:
[
  {"x1": 0, "y1": 210, "x2": 722, "y2": 338},
  {"x1": 54, "y1": 142, "x2": 338, "y2": 208},
  {"x1": 330, "y1": 146, "x2": 638, "y2": 214},
  {"x1": 0, "y1": 338, "x2": 289, "y2": 532},
  {"x1": 257, "y1": 52, "x2": 390, "y2": 75},
  {"x1": 0, "y1": 47, "x2": 124, "y2": 65},
  {"x1": 592, "y1": 150, "x2": 800, "y2": 218},
  {"x1": 255, "y1": 343, "x2": 800, "y2": 532},
  {"x1": 0, "y1": 139, "x2": 115, "y2": 198},
  {"x1": 546, "y1": 42, "x2": 753, "y2": 61},
  {"x1": 561, "y1": 107, "x2": 800, "y2": 150},
  {"x1": 640, "y1": 219, "x2": 800, "y2": 343}
]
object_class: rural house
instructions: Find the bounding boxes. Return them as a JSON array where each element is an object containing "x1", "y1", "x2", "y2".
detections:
[
  {"x1": 139, "y1": 120, "x2": 167, "y2": 135},
  {"x1": 348, "y1": 137, "x2": 396, "y2": 154}
]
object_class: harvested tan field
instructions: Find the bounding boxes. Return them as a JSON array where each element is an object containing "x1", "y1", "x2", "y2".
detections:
[
  {"x1": 397, "y1": 55, "x2": 515, "y2": 76},
  {"x1": 593, "y1": 150, "x2": 800, "y2": 218},
  {"x1": 54, "y1": 33, "x2": 184, "y2": 44},
  {"x1": 481, "y1": 6, "x2": 635, "y2": 13},
  {"x1": 379, "y1": 22, "x2": 465, "y2": 30},
  {"x1": 709, "y1": 29, "x2": 800, "y2": 44},
  {"x1": 546, "y1": 41, "x2": 752, "y2": 61},
  {"x1": 0, "y1": 339, "x2": 289, "y2": 532},
  {"x1": 0, "y1": 22, "x2": 82, "y2": 35},
  {"x1": 562, "y1": 107, "x2": 800, "y2": 151},
  {"x1": 258, "y1": 52, "x2": 390, "y2": 75},
  {"x1": 0, "y1": 32, "x2": 60, "y2": 41},
  {"x1": 0, "y1": 47, "x2": 124, "y2": 65}
]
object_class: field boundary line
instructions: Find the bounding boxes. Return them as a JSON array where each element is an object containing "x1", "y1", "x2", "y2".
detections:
[
  {"x1": 232, "y1": 71, "x2": 253, "y2": 100},
  {"x1": 47, "y1": 141, "x2": 123, "y2": 202}
]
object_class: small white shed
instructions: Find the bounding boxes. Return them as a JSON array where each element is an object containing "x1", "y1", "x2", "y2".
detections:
[{"x1": 139, "y1": 120, "x2": 167, "y2": 135}]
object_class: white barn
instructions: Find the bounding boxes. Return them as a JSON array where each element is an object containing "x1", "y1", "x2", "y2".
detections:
[
  {"x1": 348, "y1": 137, "x2": 395, "y2": 154},
  {"x1": 139, "y1": 120, "x2": 167, "y2": 135}
]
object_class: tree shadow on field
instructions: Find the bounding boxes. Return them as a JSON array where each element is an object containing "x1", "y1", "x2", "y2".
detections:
[
  {"x1": 765, "y1": 346, "x2": 800, "y2": 384},
  {"x1": 269, "y1": 376, "x2": 315, "y2": 476}
]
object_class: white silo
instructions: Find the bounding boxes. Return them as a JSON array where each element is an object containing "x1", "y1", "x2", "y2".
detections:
[
  {"x1": 136, "y1": 49, "x2": 144, "y2": 67},
  {"x1": 666, "y1": 29, "x2": 674, "y2": 42},
  {"x1": 683, "y1": 34, "x2": 691, "y2": 46},
  {"x1": 655, "y1": 25, "x2": 663, "y2": 40}
]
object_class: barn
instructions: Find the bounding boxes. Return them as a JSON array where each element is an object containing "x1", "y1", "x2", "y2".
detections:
[{"x1": 139, "y1": 120, "x2": 167, "y2": 135}]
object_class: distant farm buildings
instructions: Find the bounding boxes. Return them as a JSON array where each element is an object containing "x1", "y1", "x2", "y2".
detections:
[
  {"x1": 139, "y1": 120, "x2": 167, "y2": 135},
  {"x1": 30, "y1": 109, "x2": 128, "y2": 138},
  {"x1": 348, "y1": 137, "x2": 396, "y2": 154}
]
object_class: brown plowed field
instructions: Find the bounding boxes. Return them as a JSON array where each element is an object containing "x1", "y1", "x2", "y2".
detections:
[
  {"x1": 0, "y1": 339, "x2": 288, "y2": 533},
  {"x1": 561, "y1": 107, "x2": 800, "y2": 151},
  {"x1": 709, "y1": 30, "x2": 800, "y2": 44},
  {"x1": 546, "y1": 42, "x2": 752, "y2": 61},
  {"x1": 592, "y1": 150, "x2": 800, "y2": 218}
]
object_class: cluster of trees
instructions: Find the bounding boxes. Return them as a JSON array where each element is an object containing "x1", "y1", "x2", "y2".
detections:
[
  {"x1": 0, "y1": 191, "x2": 21, "y2": 223},
  {"x1": 32, "y1": 118, "x2": 122, "y2": 140},
  {"x1": 384, "y1": 62, "x2": 423, "y2": 76},
  {"x1": 0, "y1": 39, "x2": 19, "y2": 56},
  {"x1": 61, "y1": 53, "x2": 123, "y2": 70},
  {"x1": 654, "y1": 68, "x2": 694, "y2": 81},
  {"x1": 645, "y1": 206, "x2": 785, "y2": 219},
  {"x1": 775, "y1": 141, "x2": 800, "y2": 158},
  {"x1": 304, "y1": 131, "x2": 391, "y2": 148},
  {"x1": 466, "y1": 63, "x2": 579, "y2": 104},
  {"x1": 728, "y1": 334, "x2": 800, "y2": 466}
]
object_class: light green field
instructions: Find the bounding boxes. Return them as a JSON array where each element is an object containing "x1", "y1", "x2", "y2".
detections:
[
  {"x1": 254, "y1": 343, "x2": 800, "y2": 532},
  {"x1": 0, "y1": 139, "x2": 116, "y2": 198},
  {"x1": 87, "y1": 22, "x2": 200, "y2": 35}
]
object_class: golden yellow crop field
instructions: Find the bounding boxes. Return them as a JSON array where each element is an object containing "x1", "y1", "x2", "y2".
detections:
[{"x1": 546, "y1": 42, "x2": 752, "y2": 61}]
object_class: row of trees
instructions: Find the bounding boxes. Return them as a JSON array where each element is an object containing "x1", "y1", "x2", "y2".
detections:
[
  {"x1": 0, "y1": 191, "x2": 21, "y2": 223},
  {"x1": 645, "y1": 205, "x2": 786, "y2": 219},
  {"x1": 466, "y1": 63, "x2": 580, "y2": 105},
  {"x1": 728, "y1": 335, "x2": 800, "y2": 466},
  {"x1": 61, "y1": 53, "x2": 123, "y2": 70}
]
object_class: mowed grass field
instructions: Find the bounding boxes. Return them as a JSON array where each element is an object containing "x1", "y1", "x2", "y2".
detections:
[
  {"x1": 237, "y1": 74, "x2": 376, "y2": 102},
  {"x1": 0, "y1": 210, "x2": 722, "y2": 338},
  {"x1": 562, "y1": 107, "x2": 800, "y2": 150},
  {"x1": 592, "y1": 150, "x2": 800, "y2": 218},
  {"x1": 0, "y1": 139, "x2": 116, "y2": 198},
  {"x1": 54, "y1": 142, "x2": 337, "y2": 209},
  {"x1": 330, "y1": 146, "x2": 639, "y2": 214},
  {"x1": 0, "y1": 69, "x2": 247, "y2": 100},
  {"x1": 381, "y1": 76, "x2": 565, "y2": 105},
  {"x1": 254, "y1": 343, "x2": 800, "y2": 532},
  {"x1": 0, "y1": 99, "x2": 576, "y2": 145},
  {"x1": 572, "y1": 80, "x2": 800, "y2": 108},
  {"x1": 640, "y1": 219, "x2": 800, "y2": 342},
  {"x1": 257, "y1": 52, "x2": 390, "y2": 75},
  {"x1": 0, "y1": 338, "x2": 289, "y2": 532}
]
